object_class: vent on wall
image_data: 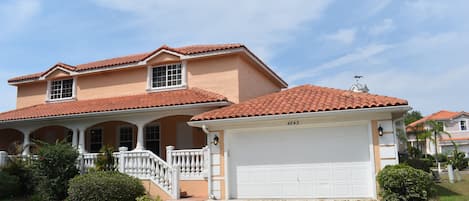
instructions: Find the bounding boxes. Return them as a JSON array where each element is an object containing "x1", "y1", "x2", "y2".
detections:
[{"x1": 350, "y1": 75, "x2": 369, "y2": 93}]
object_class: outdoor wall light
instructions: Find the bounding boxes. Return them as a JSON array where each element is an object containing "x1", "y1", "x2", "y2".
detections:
[
  {"x1": 378, "y1": 125, "x2": 384, "y2": 136},
  {"x1": 212, "y1": 135, "x2": 219, "y2": 146}
]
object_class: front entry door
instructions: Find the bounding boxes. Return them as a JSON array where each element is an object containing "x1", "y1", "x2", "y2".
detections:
[{"x1": 176, "y1": 122, "x2": 193, "y2": 149}]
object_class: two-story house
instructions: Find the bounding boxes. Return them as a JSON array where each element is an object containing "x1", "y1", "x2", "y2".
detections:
[
  {"x1": 407, "y1": 110, "x2": 469, "y2": 156},
  {"x1": 0, "y1": 44, "x2": 410, "y2": 200}
]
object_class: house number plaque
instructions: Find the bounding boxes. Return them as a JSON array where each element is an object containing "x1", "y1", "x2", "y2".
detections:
[{"x1": 287, "y1": 120, "x2": 300, "y2": 125}]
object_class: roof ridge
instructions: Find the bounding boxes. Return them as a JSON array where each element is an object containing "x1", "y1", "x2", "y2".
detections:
[{"x1": 9, "y1": 43, "x2": 245, "y2": 83}]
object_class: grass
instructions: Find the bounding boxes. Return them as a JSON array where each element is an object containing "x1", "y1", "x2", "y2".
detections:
[{"x1": 435, "y1": 172, "x2": 469, "y2": 201}]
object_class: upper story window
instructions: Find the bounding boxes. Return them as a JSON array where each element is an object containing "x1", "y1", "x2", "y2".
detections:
[
  {"x1": 149, "y1": 63, "x2": 185, "y2": 91},
  {"x1": 460, "y1": 120, "x2": 467, "y2": 131},
  {"x1": 48, "y1": 78, "x2": 75, "y2": 101}
]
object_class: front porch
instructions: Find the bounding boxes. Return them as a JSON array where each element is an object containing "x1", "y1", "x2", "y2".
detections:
[{"x1": 0, "y1": 107, "x2": 220, "y2": 200}]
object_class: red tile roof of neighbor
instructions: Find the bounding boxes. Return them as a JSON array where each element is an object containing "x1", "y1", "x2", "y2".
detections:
[
  {"x1": 407, "y1": 110, "x2": 468, "y2": 128},
  {"x1": 8, "y1": 44, "x2": 244, "y2": 83},
  {"x1": 191, "y1": 85, "x2": 409, "y2": 121},
  {"x1": 0, "y1": 88, "x2": 228, "y2": 122}
]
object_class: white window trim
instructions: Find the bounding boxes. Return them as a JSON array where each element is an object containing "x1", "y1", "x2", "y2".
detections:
[
  {"x1": 144, "y1": 122, "x2": 162, "y2": 156},
  {"x1": 116, "y1": 125, "x2": 134, "y2": 149},
  {"x1": 87, "y1": 127, "x2": 103, "y2": 153},
  {"x1": 146, "y1": 61, "x2": 187, "y2": 92},
  {"x1": 46, "y1": 77, "x2": 77, "y2": 102}
]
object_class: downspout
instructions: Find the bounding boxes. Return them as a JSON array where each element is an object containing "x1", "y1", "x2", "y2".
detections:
[{"x1": 202, "y1": 124, "x2": 215, "y2": 200}]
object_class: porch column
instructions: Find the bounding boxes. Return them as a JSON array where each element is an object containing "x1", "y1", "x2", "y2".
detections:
[
  {"x1": 22, "y1": 132, "x2": 31, "y2": 156},
  {"x1": 78, "y1": 128, "x2": 86, "y2": 154},
  {"x1": 134, "y1": 123, "x2": 145, "y2": 151},
  {"x1": 72, "y1": 128, "x2": 78, "y2": 148}
]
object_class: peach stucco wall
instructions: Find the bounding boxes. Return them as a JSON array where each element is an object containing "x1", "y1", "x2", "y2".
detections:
[
  {"x1": 45, "y1": 69, "x2": 71, "y2": 79},
  {"x1": 77, "y1": 67, "x2": 147, "y2": 100},
  {"x1": 187, "y1": 54, "x2": 240, "y2": 103},
  {"x1": 16, "y1": 81, "x2": 47, "y2": 108},
  {"x1": 237, "y1": 55, "x2": 282, "y2": 101},
  {"x1": 14, "y1": 52, "x2": 284, "y2": 108}
]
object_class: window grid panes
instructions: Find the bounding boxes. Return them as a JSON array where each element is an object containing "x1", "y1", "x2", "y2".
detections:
[
  {"x1": 460, "y1": 121, "x2": 467, "y2": 131},
  {"x1": 90, "y1": 128, "x2": 102, "y2": 153},
  {"x1": 145, "y1": 125, "x2": 160, "y2": 156},
  {"x1": 119, "y1": 126, "x2": 133, "y2": 150},
  {"x1": 50, "y1": 79, "x2": 74, "y2": 100},
  {"x1": 151, "y1": 64, "x2": 182, "y2": 88}
]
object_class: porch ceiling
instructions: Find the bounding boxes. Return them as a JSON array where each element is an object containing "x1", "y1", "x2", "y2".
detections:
[{"x1": 0, "y1": 88, "x2": 228, "y2": 122}]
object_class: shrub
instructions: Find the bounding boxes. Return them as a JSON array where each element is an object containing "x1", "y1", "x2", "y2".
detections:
[
  {"x1": 0, "y1": 171, "x2": 21, "y2": 199},
  {"x1": 405, "y1": 158, "x2": 432, "y2": 172},
  {"x1": 2, "y1": 157, "x2": 36, "y2": 195},
  {"x1": 434, "y1": 153, "x2": 448, "y2": 163},
  {"x1": 377, "y1": 164, "x2": 435, "y2": 201},
  {"x1": 449, "y1": 151, "x2": 468, "y2": 170},
  {"x1": 34, "y1": 140, "x2": 79, "y2": 201},
  {"x1": 95, "y1": 145, "x2": 116, "y2": 171},
  {"x1": 68, "y1": 171, "x2": 145, "y2": 201}
]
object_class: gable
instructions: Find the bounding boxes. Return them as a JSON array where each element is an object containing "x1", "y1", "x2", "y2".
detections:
[
  {"x1": 146, "y1": 52, "x2": 180, "y2": 65},
  {"x1": 45, "y1": 69, "x2": 71, "y2": 79}
]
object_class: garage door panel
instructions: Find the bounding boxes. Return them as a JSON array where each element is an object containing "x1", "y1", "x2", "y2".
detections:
[{"x1": 229, "y1": 125, "x2": 373, "y2": 199}]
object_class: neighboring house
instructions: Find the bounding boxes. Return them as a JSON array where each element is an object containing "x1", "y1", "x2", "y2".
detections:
[
  {"x1": 407, "y1": 110, "x2": 469, "y2": 156},
  {"x1": 0, "y1": 43, "x2": 410, "y2": 200}
]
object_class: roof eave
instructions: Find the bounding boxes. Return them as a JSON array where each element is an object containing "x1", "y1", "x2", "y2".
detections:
[
  {"x1": 0, "y1": 101, "x2": 231, "y2": 124},
  {"x1": 188, "y1": 105, "x2": 411, "y2": 128}
]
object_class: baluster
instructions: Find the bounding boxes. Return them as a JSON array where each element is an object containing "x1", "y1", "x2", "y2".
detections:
[
  {"x1": 154, "y1": 161, "x2": 160, "y2": 181},
  {"x1": 141, "y1": 153, "x2": 147, "y2": 177},
  {"x1": 184, "y1": 152, "x2": 190, "y2": 175},
  {"x1": 180, "y1": 153, "x2": 186, "y2": 175},
  {"x1": 190, "y1": 152, "x2": 196, "y2": 175},
  {"x1": 159, "y1": 162, "x2": 165, "y2": 184},
  {"x1": 195, "y1": 152, "x2": 200, "y2": 174}
]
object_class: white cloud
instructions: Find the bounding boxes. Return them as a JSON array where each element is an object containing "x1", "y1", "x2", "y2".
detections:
[
  {"x1": 0, "y1": 0, "x2": 41, "y2": 40},
  {"x1": 313, "y1": 32, "x2": 469, "y2": 115},
  {"x1": 323, "y1": 28, "x2": 357, "y2": 44},
  {"x1": 287, "y1": 43, "x2": 392, "y2": 83},
  {"x1": 367, "y1": 0, "x2": 392, "y2": 16},
  {"x1": 368, "y1": 18, "x2": 395, "y2": 35},
  {"x1": 93, "y1": 0, "x2": 332, "y2": 61}
]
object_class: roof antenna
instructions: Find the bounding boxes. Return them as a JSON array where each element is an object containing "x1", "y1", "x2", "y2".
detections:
[{"x1": 350, "y1": 75, "x2": 369, "y2": 93}]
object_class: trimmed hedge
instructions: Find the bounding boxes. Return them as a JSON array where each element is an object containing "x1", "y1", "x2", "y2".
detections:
[
  {"x1": 67, "y1": 171, "x2": 145, "y2": 201},
  {"x1": 405, "y1": 158, "x2": 432, "y2": 172},
  {"x1": 0, "y1": 171, "x2": 21, "y2": 199},
  {"x1": 377, "y1": 164, "x2": 435, "y2": 201}
]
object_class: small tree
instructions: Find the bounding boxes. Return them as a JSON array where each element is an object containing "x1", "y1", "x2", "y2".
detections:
[
  {"x1": 95, "y1": 145, "x2": 116, "y2": 171},
  {"x1": 34, "y1": 140, "x2": 79, "y2": 201},
  {"x1": 404, "y1": 110, "x2": 423, "y2": 126}
]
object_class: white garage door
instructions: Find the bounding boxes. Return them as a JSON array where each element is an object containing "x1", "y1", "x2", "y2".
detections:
[{"x1": 227, "y1": 124, "x2": 374, "y2": 199}]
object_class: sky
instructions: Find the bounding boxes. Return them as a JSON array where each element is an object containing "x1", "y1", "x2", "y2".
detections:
[{"x1": 0, "y1": 0, "x2": 468, "y2": 115}]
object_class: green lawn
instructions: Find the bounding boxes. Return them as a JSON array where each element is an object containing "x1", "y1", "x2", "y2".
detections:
[{"x1": 436, "y1": 172, "x2": 469, "y2": 201}]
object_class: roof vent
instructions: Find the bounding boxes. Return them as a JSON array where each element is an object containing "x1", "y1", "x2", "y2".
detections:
[{"x1": 350, "y1": 75, "x2": 369, "y2": 93}]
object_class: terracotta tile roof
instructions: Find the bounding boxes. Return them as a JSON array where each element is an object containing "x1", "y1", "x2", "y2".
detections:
[
  {"x1": 191, "y1": 84, "x2": 408, "y2": 121},
  {"x1": 407, "y1": 110, "x2": 461, "y2": 128},
  {"x1": 8, "y1": 44, "x2": 244, "y2": 83},
  {"x1": 0, "y1": 88, "x2": 228, "y2": 122}
]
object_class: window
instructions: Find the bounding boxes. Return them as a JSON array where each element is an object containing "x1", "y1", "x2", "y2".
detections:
[
  {"x1": 460, "y1": 120, "x2": 467, "y2": 131},
  {"x1": 49, "y1": 78, "x2": 74, "y2": 100},
  {"x1": 89, "y1": 128, "x2": 103, "y2": 153},
  {"x1": 119, "y1": 126, "x2": 134, "y2": 150},
  {"x1": 65, "y1": 130, "x2": 73, "y2": 144},
  {"x1": 145, "y1": 125, "x2": 160, "y2": 156},
  {"x1": 151, "y1": 63, "x2": 183, "y2": 89}
]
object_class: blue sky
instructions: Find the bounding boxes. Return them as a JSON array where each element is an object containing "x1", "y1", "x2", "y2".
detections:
[{"x1": 0, "y1": 0, "x2": 468, "y2": 115}]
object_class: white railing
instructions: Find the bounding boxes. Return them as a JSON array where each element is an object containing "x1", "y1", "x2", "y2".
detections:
[
  {"x1": 82, "y1": 149, "x2": 180, "y2": 199},
  {"x1": 119, "y1": 150, "x2": 180, "y2": 199},
  {"x1": 166, "y1": 146, "x2": 209, "y2": 180}
]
